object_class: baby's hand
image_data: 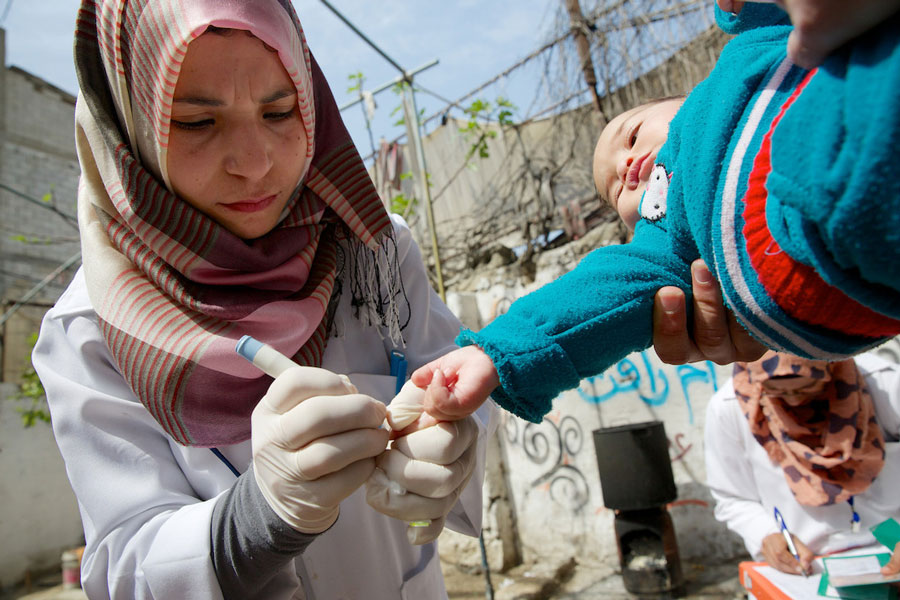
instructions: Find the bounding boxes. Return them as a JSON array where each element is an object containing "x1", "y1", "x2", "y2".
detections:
[{"x1": 410, "y1": 345, "x2": 499, "y2": 421}]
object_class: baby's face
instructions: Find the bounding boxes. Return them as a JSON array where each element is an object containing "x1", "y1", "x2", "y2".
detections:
[{"x1": 593, "y1": 99, "x2": 683, "y2": 230}]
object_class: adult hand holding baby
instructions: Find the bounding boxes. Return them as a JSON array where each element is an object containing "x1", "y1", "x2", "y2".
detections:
[
  {"x1": 252, "y1": 366, "x2": 389, "y2": 533},
  {"x1": 718, "y1": 0, "x2": 900, "y2": 69}
]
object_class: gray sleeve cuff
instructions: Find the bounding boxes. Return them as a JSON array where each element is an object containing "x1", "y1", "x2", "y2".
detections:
[{"x1": 210, "y1": 465, "x2": 320, "y2": 599}]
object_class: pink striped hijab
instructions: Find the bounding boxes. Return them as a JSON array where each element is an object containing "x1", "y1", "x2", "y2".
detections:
[{"x1": 74, "y1": 0, "x2": 404, "y2": 446}]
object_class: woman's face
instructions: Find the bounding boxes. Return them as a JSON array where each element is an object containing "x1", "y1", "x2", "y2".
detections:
[{"x1": 167, "y1": 30, "x2": 309, "y2": 240}]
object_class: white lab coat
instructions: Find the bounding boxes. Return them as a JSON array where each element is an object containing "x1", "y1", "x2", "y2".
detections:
[
  {"x1": 33, "y1": 216, "x2": 498, "y2": 600},
  {"x1": 704, "y1": 352, "x2": 900, "y2": 560}
]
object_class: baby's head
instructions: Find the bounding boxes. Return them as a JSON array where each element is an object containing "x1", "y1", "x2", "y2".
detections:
[{"x1": 593, "y1": 97, "x2": 684, "y2": 230}]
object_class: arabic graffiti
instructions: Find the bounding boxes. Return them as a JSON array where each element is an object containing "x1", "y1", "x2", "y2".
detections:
[
  {"x1": 504, "y1": 414, "x2": 591, "y2": 513},
  {"x1": 575, "y1": 351, "x2": 719, "y2": 424},
  {"x1": 668, "y1": 433, "x2": 693, "y2": 462}
]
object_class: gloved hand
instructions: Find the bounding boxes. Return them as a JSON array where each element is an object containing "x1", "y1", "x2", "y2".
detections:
[
  {"x1": 366, "y1": 415, "x2": 479, "y2": 544},
  {"x1": 252, "y1": 366, "x2": 390, "y2": 533}
]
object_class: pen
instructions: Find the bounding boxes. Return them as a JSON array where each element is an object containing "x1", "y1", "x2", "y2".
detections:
[
  {"x1": 236, "y1": 336, "x2": 430, "y2": 528},
  {"x1": 774, "y1": 507, "x2": 808, "y2": 578}
]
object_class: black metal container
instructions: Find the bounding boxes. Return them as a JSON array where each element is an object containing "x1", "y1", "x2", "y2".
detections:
[
  {"x1": 592, "y1": 420, "x2": 677, "y2": 510},
  {"x1": 593, "y1": 421, "x2": 684, "y2": 597}
]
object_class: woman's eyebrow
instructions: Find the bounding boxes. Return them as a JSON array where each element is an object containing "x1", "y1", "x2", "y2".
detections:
[
  {"x1": 173, "y1": 95, "x2": 224, "y2": 106},
  {"x1": 261, "y1": 89, "x2": 296, "y2": 104},
  {"x1": 172, "y1": 89, "x2": 295, "y2": 106}
]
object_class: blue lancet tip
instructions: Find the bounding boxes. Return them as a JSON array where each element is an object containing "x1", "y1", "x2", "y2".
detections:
[{"x1": 235, "y1": 335, "x2": 264, "y2": 362}]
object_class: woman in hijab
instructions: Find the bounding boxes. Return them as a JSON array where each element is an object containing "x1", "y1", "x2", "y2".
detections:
[
  {"x1": 705, "y1": 350, "x2": 900, "y2": 575},
  {"x1": 32, "y1": 1, "x2": 496, "y2": 598}
]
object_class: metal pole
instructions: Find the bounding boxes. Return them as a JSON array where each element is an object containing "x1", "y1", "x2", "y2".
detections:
[
  {"x1": 339, "y1": 59, "x2": 439, "y2": 112},
  {"x1": 319, "y1": 0, "x2": 406, "y2": 75},
  {"x1": 319, "y1": 0, "x2": 445, "y2": 299},
  {"x1": 401, "y1": 86, "x2": 445, "y2": 300},
  {"x1": 479, "y1": 531, "x2": 495, "y2": 600}
]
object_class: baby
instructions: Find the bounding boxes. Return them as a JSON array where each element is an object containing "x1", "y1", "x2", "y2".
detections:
[{"x1": 408, "y1": 1, "x2": 900, "y2": 425}]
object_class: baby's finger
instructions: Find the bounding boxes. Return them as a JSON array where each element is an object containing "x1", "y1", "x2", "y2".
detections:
[
  {"x1": 410, "y1": 362, "x2": 438, "y2": 388},
  {"x1": 422, "y1": 370, "x2": 466, "y2": 421}
]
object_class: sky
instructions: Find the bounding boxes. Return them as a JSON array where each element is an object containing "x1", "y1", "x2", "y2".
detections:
[{"x1": 1, "y1": 0, "x2": 563, "y2": 160}]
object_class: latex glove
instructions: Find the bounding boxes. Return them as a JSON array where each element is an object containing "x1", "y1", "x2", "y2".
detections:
[
  {"x1": 252, "y1": 366, "x2": 390, "y2": 533},
  {"x1": 366, "y1": 415, "x2": 479, "y2": 544},
  {"x1": 386, "y1": 380, "x2": 427, "y2": 431},
  {"x1": 760, "y1": 532, "x2": 814, "y2": 575}
]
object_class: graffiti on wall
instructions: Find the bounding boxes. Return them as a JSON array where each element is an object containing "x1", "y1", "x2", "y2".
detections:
[
  {"x1": 503, "y1": 411, "x2": 702, "y2": 513},
  {"x1": 575, "y1": 351, "x2": 719, "y2": 424},
  {"x1": 504, "y1": 414, "x2": 591, "y2": 513}
]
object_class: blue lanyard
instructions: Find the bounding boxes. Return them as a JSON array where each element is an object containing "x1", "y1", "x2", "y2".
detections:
[
  {"x1": 848, "y1": 496, "x2": 860, "y2": 532},
  {"x1": 389, "y1": 350, "x2": 408, "y2": 394}
]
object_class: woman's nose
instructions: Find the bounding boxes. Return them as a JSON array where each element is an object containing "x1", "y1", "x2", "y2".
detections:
[{"x1": 224, "y1": 123, "x2": 273, "y2": 180}]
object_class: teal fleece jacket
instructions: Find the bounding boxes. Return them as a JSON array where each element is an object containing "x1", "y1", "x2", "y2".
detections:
[{"x1": 458, "y1": 5, "x2": 900, "y2": 422}]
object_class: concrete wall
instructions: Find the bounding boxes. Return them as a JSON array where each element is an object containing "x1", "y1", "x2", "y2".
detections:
[
  {"x1": 0, "y1": 28, "x2": 84, "y2": 591},
  {"x1": 442, "y1": 238, "x2": 900, "y2": 574},
  {"x1": 0, "y1": 383, "x2": 84, "y2": 590},
  {"x1": 0, "y1": 28, "x2": 81, "y2": 384},
  {"x1": 0, "y1": 61, "x2": 80, "y2": 305}
]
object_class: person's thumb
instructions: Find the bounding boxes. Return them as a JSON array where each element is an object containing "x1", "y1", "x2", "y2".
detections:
[
  {"x1": 787, "y1": 29, "x2": 827, "y2": 70},
  {"x1": 882, "y1": 543, "x2": 900, "y2": 575}
]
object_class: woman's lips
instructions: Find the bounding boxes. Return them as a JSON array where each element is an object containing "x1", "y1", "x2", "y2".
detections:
[{"x1": 223, "y1": 194, "x2": 277, "y2": 213}]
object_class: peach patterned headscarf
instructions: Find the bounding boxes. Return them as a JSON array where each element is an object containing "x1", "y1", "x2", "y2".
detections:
[{"x1": 733, "y1": 351, "x2": 886, "y2": 506}]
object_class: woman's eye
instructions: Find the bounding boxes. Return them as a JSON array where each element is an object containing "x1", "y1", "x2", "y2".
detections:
[
  {"x1": 264, "y1": 110, "x2": 295, "y2": 121},
  {"x1": 172, "y1": 118, "x2": 214, "y2": 131}
]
